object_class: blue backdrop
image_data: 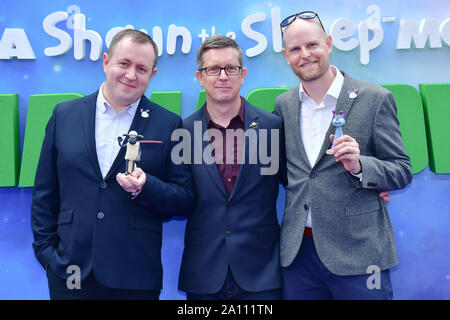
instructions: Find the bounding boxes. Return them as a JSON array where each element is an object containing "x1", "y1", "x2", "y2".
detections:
[{"x1": 0, "y1": 0, "x2": 449, "y2": 299}]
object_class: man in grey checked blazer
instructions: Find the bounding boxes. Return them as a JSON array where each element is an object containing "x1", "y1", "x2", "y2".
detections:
[{"x1": 275, "y1": 13, "x2": 412, "y2": 299}]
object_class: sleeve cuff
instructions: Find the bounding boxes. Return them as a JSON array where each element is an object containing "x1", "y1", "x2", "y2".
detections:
[
  {"x1": 130, "y1": 188, "x2": 142, "y2": 199},
  {"x1": 350, "y1": 171, "x2": 363, "y2": 181}
]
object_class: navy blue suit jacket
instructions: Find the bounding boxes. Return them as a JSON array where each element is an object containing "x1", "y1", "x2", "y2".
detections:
[
  {"x1": 178, "y1": 99, "x2": 283, "y2": 294},
  {"x1": 31, "y1": 92, "x2": 195, "y2": 290}
]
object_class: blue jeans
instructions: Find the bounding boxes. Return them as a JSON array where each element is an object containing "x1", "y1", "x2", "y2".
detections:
[{"x1": 282, "y1": 236, "x2": 393, "y2": 300}]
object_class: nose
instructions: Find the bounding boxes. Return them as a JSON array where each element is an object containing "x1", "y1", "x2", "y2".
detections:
[
  {"x1": 125, "y1": 68, "x2": 136, "y2": 81},
  {"x1": 300, "y1": 47, "x2": 311, "y2": 59},
  {"x1": 218, "y1": 68, "x2": 229, "y2": 80}
]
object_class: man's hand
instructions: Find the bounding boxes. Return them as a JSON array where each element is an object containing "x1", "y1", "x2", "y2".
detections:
[
  {"x1": 329, "y1": 134, "x2": 361, "y2": 174},
  {"x1": 329, "y1": 135, "x2": 390, "y2": 203},
  {"x1": 116, "y1": 167, "x2": 146, "y2": 194},
  {"x1": 379, "y1": 191, "x2": 390, "y2": 203}
]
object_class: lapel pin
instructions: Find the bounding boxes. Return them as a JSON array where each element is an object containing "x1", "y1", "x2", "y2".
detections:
[
  {"x1": 250, "y1": 121, "x2": 258, "y2": 129},
  {"x1": 140, "y1": 109, "x2": 150, "y2": 118},
  {"x1": 348, "y1": 89, "x2": 358, "y2": 99}
]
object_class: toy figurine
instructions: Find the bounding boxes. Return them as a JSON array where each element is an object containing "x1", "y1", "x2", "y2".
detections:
[
  {"x1": 326, "y1": 110, "x2": 345, "y2": 155},
  {"x1": 118, "y1": 131, "x2": 144, "y2": 175}
]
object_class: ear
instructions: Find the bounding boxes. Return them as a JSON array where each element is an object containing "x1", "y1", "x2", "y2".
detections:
[
  {"x1": 326, "y1": 35, "x2": 333, "y2": 54},
  {"x1": 282, "y1": 47, "x2": 291, "y2": 65},
  {"x1": 240, "y1": 67, "x2": 247, "y2": 84},
  {"x1": 195, "y1": 70, "x2": 205, "y2": 87},
  {"x1": 103, "y1": 52, "x2": 110, "y2": 74},
  {"x1": 150, "y1": 68, "x2": 157, "y2": 78}
]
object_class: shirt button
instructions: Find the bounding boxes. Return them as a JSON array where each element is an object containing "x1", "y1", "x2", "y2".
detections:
[
  {"x1": 97, "y1": 212, "x2": 104, "y2": 219},
  {"x1": 227, "y1": 178, "x2": 232, "y2": 182}
]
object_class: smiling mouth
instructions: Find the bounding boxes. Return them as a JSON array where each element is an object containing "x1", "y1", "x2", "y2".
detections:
[
  {"x1": 120, "y1": 81, "x2": 136, "y2": 89},
  {"x1": 301, "y1": 61, "x2": 317, "y2": 68}
]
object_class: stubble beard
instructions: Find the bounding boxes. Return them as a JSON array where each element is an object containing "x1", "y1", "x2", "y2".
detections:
[{"x1": 295, "y1": 61, "x2": 327, "y2": 82}]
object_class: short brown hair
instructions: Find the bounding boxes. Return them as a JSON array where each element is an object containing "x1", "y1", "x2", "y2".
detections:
[
  {"x1": 196, "y1": 35, "x2": 244, "y2": 69},
  {"x1": 108, "y1": 29, "x2": 159, "y2": 69}
]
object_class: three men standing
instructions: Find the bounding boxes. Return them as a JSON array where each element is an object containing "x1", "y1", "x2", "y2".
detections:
[{"x1": 32, "y1": 13, "x2": 412, "y2": 300}]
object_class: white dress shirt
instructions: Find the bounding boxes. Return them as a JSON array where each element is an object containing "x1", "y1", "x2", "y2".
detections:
[
  {"x1": 299, "y1": 66, "x2": 344, "y2": 228},
  {"x1": 95, "y1": 84, "x2": 140, "y2": 178}
]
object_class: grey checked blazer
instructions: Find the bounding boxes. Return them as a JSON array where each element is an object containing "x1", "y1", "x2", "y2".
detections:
[{"x1": 275, "y1": 72, "x2": 412, "y2": 276}]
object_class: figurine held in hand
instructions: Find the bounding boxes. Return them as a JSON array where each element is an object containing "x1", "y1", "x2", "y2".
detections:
[
  {"x1": 326, "y1": 110, "x2": 345, "y2": 155},
  {"x1": 118, "y1": 130, "x2": 144, "y2": 175}
]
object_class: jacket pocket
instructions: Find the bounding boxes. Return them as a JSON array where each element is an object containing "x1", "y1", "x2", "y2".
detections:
[
  {"x1": 57, "y1": 209, "x2": 73, "y2": 224},
  {"x1": 185, "y1": 228, "x2": 203, "y2": 245},
  {"x1": 345, "y1": 200, "x2": 381, "y2": 216},
  {"x1": 257, "y1": 225, "x2": 280, "y2": 242},
  {"x1": 129, "y1": 215, "x2": 162, "y2": 232}
]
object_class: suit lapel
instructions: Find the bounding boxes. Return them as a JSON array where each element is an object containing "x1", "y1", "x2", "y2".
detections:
[
  {"x1": 104, "y1": 96, "x2": 152, "y2": 180},
  {"x1": 196, "y1": 105, "x2": 228, "y2": 197},
  {"x1": 287, "y1": 87, "x2": 312, "y2": 171},
  {"x1": 313, "y1": 72, "x2": 357, "y2": 167},
  {"x1": 229, "y1": 100, "x2": 258, "y2": 201},
  {"x1": 81, "y1": 92, "x2": 103, "y2": 179}
]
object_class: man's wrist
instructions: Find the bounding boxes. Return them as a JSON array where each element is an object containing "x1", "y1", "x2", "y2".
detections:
[
  {"x1": 351, "y1": 161, "x2": 362, "y2": 175},
  {"x1": 350, "y1": 162, "x2": 363, "y2": 181},
  {"x1": 130, "y1": 188, "x2": 142, "y2": 199}
]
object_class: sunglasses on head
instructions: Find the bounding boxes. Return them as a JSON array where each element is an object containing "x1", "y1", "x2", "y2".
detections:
[{"x1": 280, "y1": 11, "x2": 325, "y2": 34}]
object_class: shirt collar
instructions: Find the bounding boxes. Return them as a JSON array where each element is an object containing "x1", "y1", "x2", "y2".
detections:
[
  {"x1": 298, "y1": 66, "x2": 344, "y2": 103},
  {"x1": 205, "y1": 97, "x2": 245, "y2": 128},
  {"x1": 97, "y1": 83, "x2": 141, "y2": 116}
]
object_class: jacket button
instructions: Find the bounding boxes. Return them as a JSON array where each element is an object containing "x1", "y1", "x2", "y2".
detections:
[
  {"x1": 226, "y1": 202, "x2": 232, "y2": 209},
  {"x1": 304, "y1": 204, "x2": 309, "y2": 211},
  {"x1": 225, "y1": 231, "x2": 232, "y2": 236},
  {"x1": 100, "y1": 181, "x2": 107, "y2": 189},
  {"x1": 97, "y1": 212, "x2": 104, "y2": 219}
]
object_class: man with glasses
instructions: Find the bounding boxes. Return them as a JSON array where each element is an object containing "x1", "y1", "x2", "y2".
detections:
[
  {"x1": 275, "y1": 12, "x2": 412, "y2": 299},
  {"x1": 178, "y1": 35, "x2": 283, "y2": 300}
]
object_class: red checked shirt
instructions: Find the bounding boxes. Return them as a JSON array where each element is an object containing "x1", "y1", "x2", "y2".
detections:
[{"x1": 205, "y1": 98, "x2": 245, "y2": 197}]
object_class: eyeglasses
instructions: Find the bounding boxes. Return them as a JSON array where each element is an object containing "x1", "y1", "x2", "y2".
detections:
[
  {"x1": 198, "y1": 65, "x2": 243, "y2": 76},
  {"x1": 280, "y1": 11, "x2": 325, "y2": 34}
]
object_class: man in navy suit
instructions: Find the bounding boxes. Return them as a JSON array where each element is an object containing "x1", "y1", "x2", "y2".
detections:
[
  {"x1": 178, "y1": 35, "x2": 283, "y2": 299},
  {"x1": 31, "y1": 29, "x2": 195, "y2": 300}
]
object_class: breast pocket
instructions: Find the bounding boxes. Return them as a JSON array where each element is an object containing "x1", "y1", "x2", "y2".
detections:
[{"x1": 140, "y1": 142, "x2": 164, "y2": 155}]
